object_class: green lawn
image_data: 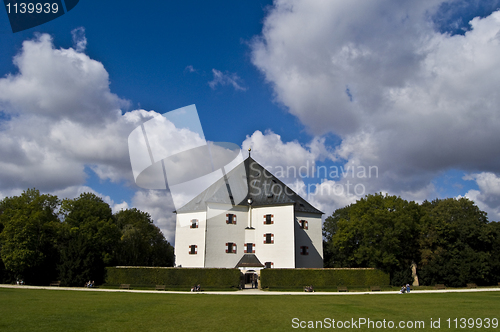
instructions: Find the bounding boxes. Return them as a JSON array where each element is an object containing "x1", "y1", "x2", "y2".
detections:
[{"x1": 0, "y1": 288, "x2": 499, "y2": 331}]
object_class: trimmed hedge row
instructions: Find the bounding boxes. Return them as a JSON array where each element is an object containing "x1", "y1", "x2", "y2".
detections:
[
  {"x1": 260, "y1": 268, "x2": 389, "y2": 289},
  {"x1": 106, "y1": 267, "x2": 240, "y2": 288}
]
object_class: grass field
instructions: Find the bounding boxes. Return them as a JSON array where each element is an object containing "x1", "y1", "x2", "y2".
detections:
[{"x1": 0, "y1": 288, "x2": 499, "y2": 331}]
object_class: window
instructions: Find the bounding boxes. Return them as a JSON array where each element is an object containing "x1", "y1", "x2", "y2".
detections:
[
  {"x1": 263, "y1": 214, "x2": 274, "y2": 225},
  {"x1": 189, "y1": 245, "x2": 197, "y2": 255},
  {"x1": 226, "y1": 214, "x2": 237, "y2": 224},
  {"x1": 263, "y1": 233, "x2": 274, "y2": 244},
  {"x1": 190, "y1": 219, "x2": 199, "y2": 229},
  {"x1": 299, "y1": 220, "x2": 308, "y2": 230},
  {"x1": 300, "y1": 246, "x2": 309, "y2": 255},
  {"x1": 244, "y1": 243, "x2": 255, "y2": 253},
  {"x1": 225, "y1": 242, "x2": 237, "y2": 254},
  {"x1": 265, "y1": 262, "x2": 274, "y2": 268}
]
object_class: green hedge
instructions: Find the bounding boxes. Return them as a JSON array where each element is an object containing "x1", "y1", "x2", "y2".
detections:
[
  {"x1": 260, "y1": 268, "x2": 389, "y2": 289},
  {"x1": 106, "y1": 267, "x2": 240, "y2": 288}
]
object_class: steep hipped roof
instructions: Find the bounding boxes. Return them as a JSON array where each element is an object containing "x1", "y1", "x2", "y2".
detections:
[
  {"x1": 235, "y1": 254, "x2": 265, "y2": 268},
  {"x1": 176, "y1": 156, "x2": 323, "y2": 214}
]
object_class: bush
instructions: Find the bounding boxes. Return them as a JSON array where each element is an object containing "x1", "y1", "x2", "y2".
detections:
[
  {"x1": 105, "y1": 267, "x2": 240, "y2": 288},
  {"x1": 260, "y1": 268, "x2": 389, "y2": 289}
]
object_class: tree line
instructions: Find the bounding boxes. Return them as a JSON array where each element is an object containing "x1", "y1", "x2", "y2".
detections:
[
  {"x1": 323, "y1": 193, "x2": 500, "y2": 286},
  {"x1": 0, "y1": 189, "x2": 174, "y2": 286}
]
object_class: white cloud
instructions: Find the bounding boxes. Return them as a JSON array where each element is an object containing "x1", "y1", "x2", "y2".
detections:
[
  {"x1": 251, "y1": 1, "x2": 500, "y2": 200},
  {"x1": 208, "y1": 68, "x2": 247, "y2": 91},
  {"x1": 0, "y1": 33, "x2": 192, "y2": 196},
  {"x1": 0, "y1": 108, "x2": 158, "y2": 192},
  {"x1": 71, "y1": 27, "x2": 87, "y2": 53},
  {"x1": 462, "y1": 172, "x2": 500, "y2": 220},
  {"x1": 131, "y1": 189, "x2": 176, "y2": 243},
  {"x1": 0, "y1": 34, "x2": 127, "y2": 125},
  {"x1": 462, "y1": 188, "x2": 500, "y2": 221},
  {"x1": 242, "y1": 130, "x2": 333, "y2": 176}
]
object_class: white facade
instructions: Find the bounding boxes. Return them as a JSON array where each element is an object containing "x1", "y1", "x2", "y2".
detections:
[{"x1": 174, "y1": 157, "x2": 323, "y2": 269}]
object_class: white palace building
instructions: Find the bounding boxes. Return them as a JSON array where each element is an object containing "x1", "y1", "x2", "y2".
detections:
[{"x1": 174, "y1": 155, "x2": 324, "y2": 273}]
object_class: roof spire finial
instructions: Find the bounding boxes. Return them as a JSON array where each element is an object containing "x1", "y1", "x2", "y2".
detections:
[{"x1": 248, "y1": 147, "x2": 251, "y2": 158}]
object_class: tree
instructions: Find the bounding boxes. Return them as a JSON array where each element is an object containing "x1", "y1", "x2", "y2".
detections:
[
  {"x1": 58, "y1": 193, "x2": 120, "y2": 286},
  {"x1": 486, "y1": 221, "x2": 500, "y2": 284},
  {"x1": 418, "y1": 198, "x2": 493, "y2": 287},
  {"x1": 323, "y1": 193, "x2": 423, "y2": 285},
  {"x1": 0, "y1": 189, "x2": 175, "y2": 286},
  {"x1": 0, "y1": 189, "x2": 60, "y2": 284},
  {"x1": 323, "y1": 204, "x2": 352, "y2": 268},
  {"x1": 114, "y1": 209, "x2": 174, "y2": 267},
  {"x1": 325, "y1": 194, "x2": 500, "y2": 286}
]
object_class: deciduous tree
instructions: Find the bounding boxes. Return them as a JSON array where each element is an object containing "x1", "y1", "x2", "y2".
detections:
[
  {"x1": 114, "y1": 208, "x2": 174, "y2": 267},
  {"x1": 323, "y1": 193, "x2": 423, "y2": 285},
  {"x1": 58, "y1": 193, "x2": 120, "y2": 286},
  {"x1": 0, "y1": 189, "x2": 60, "y2": 284},
  {"x1": 418, "y1": 198, "x2": 492, "y2": 286}
]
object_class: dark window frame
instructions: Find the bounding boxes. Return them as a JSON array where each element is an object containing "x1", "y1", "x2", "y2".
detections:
[
  {"x1": 226, "y1": 242, "x2": 237, "y2": 254},
  {"x1": 244, "y1": 243, "x2": 255, "y2": 253},
  {"x1": 299, "y1": 220, "x2": 308, "y2": 230},
  {"x1": 264, "y1": 233, "x2": 274, "y2": 244},
  {"x1": 226, "y1": 214, "x2": 236, "y2": 225}
]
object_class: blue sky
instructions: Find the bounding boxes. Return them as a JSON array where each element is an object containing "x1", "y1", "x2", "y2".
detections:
[{"x1": 1, "y1": 0, "x2": 500, "y2": 243}]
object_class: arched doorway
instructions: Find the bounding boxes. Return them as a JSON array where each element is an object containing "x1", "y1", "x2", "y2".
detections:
[
  {"x1": 244, "y1": 270, "x2": 258, "y2": 289},
  {"x1": 235, "y1": 254, "x2": 264, "y2": 289}
]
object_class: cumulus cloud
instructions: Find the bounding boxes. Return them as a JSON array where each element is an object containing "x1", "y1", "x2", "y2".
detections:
[
  {"x1": 0, "y1": 34, "x2": 127, "y2": 125},
  {"x1": 0, "y1": 107, "x2": 155, "y2": 192},
  {"x1": 251, "y1": 0, "x2": 500, "y2": 199},
  {"x1": 242, "y1": 130, "x2": 333, "y2": 175},
  {"x1": 208, "y1": 68, "x2": 247, "y2": 91},
  {"x1": 0, "y1": 32, "x2": 184, "y2": 238},
  {"x1": 462, "y1": 172, "x2": 500, "y2": 220}
]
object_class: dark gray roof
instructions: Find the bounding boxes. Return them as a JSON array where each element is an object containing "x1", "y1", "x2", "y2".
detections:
[
  {"x1": 235, "y1": 254, "x2": 265, "y2": 268},
  {"x1": 176, "y1": 157, "x2": 323, "y2": 214}
]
